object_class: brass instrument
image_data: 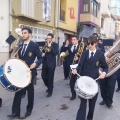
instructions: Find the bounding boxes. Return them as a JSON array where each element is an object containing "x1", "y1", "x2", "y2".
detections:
[
  {"x1": 73, "y1": 41, "x2": 84, "y2": 64},
  {"x1": 99, "y1": 39, "x2": 120, "y2": 77},
  {"x1": 10, "y1": 28, "x2": 23, "y2": 58},
  {"x1": 44, "y1": 40, "x2": 53, "y2": 52},
  {"x1": 60, "y1": 50, "x2": 69, "y2": 61}
]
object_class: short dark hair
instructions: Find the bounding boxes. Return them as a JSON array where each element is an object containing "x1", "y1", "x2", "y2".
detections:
[
  {"x1": 88, "y1": 35, "x2": 97, "y2": 43},
  {"x1": 98, "y1": 38, "x2": 102, "y2": 41},
  {"x1": 72, "y1": 35, "x2": 79, "y2": 40},
  {"x1": 47, "y1": 33, "x2": 54, "y2": 38},
  {"x1": 22, "y1": 27, "x2": 32, "y2": 34},
  {"x1": 92, "y1": 33, "x2": 98, "y2": 37}
]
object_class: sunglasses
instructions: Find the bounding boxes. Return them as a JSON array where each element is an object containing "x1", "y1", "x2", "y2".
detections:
[{"x1": 87, "y1": 42, "x2": 94, "y2": 46}]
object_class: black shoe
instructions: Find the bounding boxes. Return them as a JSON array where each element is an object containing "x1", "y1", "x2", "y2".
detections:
[
  {"x1": 25, "y1": 111, "x2": 31, "y2": 118},
  {"x1": 106, "y1": 104, "x2": 113, "y2": 109},
  {"x1": 99, "y1": 101, "x2": 106, "y2": 105},
  {"x1": 0, "y1": 98, "x2": 2, "y2": 107},
  {"x1": 46, "y1": 89, "x2": 49, "y2": 93},
  {"x1": 7, "y1": 113, "x2": 20, "y2": 119},
  {"x1": 116, "y1": 88, "x2": 120, "y2": 92},
  {"x1": 70, "y1": 96, "x2": 76, "y2": 100},
  {"x1": 46, "y1": 93, "x2": 52, "y2": 97}
]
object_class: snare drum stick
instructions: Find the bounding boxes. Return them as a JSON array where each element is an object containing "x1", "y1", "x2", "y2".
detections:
[
  {"x1": 95, "y1": 78, "x2": 99, "y2": 81},
  {"x1": 71, "y1": 69, "x2": 81, "y2": 78}
]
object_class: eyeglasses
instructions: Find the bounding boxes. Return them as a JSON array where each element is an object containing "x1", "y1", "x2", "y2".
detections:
[{"x1": 87, "y1": 42, "x2": 94, "y2": 46}]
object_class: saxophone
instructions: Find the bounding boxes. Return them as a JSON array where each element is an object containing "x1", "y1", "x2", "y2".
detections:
[{"x1": 100, "y1": 39, "x2": 120, "y2": 77}]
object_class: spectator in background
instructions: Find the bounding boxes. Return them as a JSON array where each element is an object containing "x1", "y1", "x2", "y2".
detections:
[
  {"x1": 60, "y1": 40, "x2": 70, "y2": 80},
  {"x1": 97, "y1": 39, "x2": 105, "y2": 53}
]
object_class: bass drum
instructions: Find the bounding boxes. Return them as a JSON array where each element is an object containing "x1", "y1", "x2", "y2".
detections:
[
  {"x1": 0, "y1": 58, "x2": 32, "y2": 92},
  {"x1": 74, "y1": 76, "x2": 98, "y2": 99}
]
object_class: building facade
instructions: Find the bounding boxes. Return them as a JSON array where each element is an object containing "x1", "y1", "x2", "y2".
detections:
[
  {"x1": 78, "y1": 0, "x2": 100, "y2": 41},
  {"x1": 110, "y1": 0, "x2": 120, "y2": 17},
  {"x1": 0, "y1": 0, "x2": 9, "y2": 64},
  {"x1": 56, "y1": 0, "x2": 78, "y2": 45}
]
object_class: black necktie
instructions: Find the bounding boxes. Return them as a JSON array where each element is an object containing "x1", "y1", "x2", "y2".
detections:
[
  {"x1": 90, "y1": 52, "x2": 94, "y2": 60},
  {"x1": 21, "y1": 44, "x2": 27, "y2": 56},
  {"x1": 73, "y1": 46, "x2": 76, "y2": 53}
]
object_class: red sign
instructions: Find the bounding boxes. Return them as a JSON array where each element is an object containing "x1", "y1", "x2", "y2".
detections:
[{"x1": 69, "y1": 7, "x2": 75, "y2": 19}]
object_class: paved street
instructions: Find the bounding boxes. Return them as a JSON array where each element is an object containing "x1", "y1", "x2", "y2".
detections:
[{"x1": 0, "y1": 66, "x2": 120, "y2": 120}]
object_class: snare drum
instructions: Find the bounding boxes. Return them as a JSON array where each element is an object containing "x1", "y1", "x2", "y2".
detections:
[
  {"x1": 74, "y1": 76, "x2": 98, "y2": 99},
  {"x1": 0, "y1": 59, "x2": 32, "y2": 92}
]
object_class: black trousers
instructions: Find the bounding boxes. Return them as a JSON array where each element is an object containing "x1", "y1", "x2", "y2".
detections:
[
  {"x1": 12, "y1": 81, "x2": 34, "y2": 115},
  {"x1": 42, "y1": 66, "x2": 55, "y2": 94},
  {"x1": 100, "y1": 73, "x2": 116, "y2": 106},
  {"x1": 76, "y1": 94, "x2": 98, "y2": 120},
  {"x1": 117, "y1": 68, "x2": 120, "y2": 88},
  {"x1": 70, "y1": 74, "x2": 77, "y2": 97},
  {"x1": 63, "y1": 60, "x2": 70, "y2": 79},
  {"x1": 0, "y1": 98, "x2": 2, "y2": 104}
]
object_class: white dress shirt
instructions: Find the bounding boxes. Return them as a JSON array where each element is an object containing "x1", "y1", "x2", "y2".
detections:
[
  {"x1": 71, "y1": 43, "x2": 78, "y2": 52},
  {"x1": 89, "y1": 49, "x2": 96, "y2": 58},
  {"x1": 21, "y1": 40, "x2": 30, "y2": 56}
]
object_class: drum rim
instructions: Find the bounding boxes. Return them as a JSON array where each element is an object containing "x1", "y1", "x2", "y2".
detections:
[{"x1": 3, "y1": 58, "x2": 32, "y2": 88}]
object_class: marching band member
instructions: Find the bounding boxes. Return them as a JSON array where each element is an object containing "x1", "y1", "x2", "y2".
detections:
[
  {"x1": 116, "y1": 68, "x2": 120, "y2": 92},
  {"x1": 7, "y1": 27, "x2": 42, "y2": 119},
  {"x1": 60, "y1": 39, "x2": 70, "y2": 80},
  {"x1": 41, "y1": 33, "x2": 59, "y2": 97},
  {"x1": 99, "y1": 71, "x2": 117, "y2": 108},
  {"x1": 99, "y1": 56, "x2": 117, "y2": 108},
  {"x1": 68, "y1": 35, "x2": 81, "y2": 100},
  {"x1": 72, "y1": 35, "x2": 108, "y2": 120}
]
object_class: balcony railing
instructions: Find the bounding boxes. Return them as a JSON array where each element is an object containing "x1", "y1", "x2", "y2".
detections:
[{"x1": 60, "y1": 10, "x2": 65, "y2": 22}]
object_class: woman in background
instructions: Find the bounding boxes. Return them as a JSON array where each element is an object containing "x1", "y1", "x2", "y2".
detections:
[{"x1": 60, "y1": 40, "x2": 70, "y2": 80}]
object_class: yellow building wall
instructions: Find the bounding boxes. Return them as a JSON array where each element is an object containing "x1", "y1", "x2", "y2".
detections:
[{"x1": 59, "y1": 0, "x2": 78, "y2": 32}]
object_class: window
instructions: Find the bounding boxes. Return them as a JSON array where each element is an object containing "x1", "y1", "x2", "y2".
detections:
[
  {"x1": 19, "y1": 24, "x2": 52, "y2": 42},
  {"x1": 101, "y1": 18, "x2": 104, "y2": 29},
  {"x1": 60, "y1": 10, "x2": 65, "y2": 21},
  {"x1": 82, "y1": 0, "x2": 89, "y2": 12},
  {"x1": 83, "y1": 4, "x2": 88, "y2": 12},
  {"x1": 43, "y1": 0, "x2": 52, "y2": 21},
  {"x1": 21, "y1": 0, "x2": 34, "y2": 17},
  {"x1": 90, "y1": 0, "x2": 98, "y2": 17}
]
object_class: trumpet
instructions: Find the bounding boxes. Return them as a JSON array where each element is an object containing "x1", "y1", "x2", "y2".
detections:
[{"x1": 40, "y1": 40, "x2": 53, "y2": 53}]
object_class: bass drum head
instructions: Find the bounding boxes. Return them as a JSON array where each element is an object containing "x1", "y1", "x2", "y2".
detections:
[
  {"x1": 76, "y1": 76, "x2": 98, "y2": 96},
  {"x1": 4, "y1": 59, "x2": 32, "y2": 88}
]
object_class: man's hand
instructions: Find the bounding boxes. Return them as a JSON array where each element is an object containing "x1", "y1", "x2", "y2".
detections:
[
  {"x1": 42, "y1": 53, "x2": 45, "y2": 57},
  {"x1": 30, "y1": 63, "x2": 36, "y2": 69},
  {"x1": 99, "y1": 72, "x2": 106, "y2": 79},
  {"x1": 72, "y1": 69, "x2": 77, "y2": 75}
]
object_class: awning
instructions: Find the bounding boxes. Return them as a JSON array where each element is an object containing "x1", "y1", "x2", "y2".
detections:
[{"x1": 80, "y1": 25, "x2": 96, "y2": 38}]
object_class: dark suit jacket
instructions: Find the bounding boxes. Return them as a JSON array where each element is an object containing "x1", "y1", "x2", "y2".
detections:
[
  {"x1": 42, "y1": 42, "x2": 59, "y2": 68},
  {"x1": 77, "y1": 50, "x2": 108, "y2": 79},
  {"x1": 67, "y1": 43, "x2": 80, "y2": 65},
  {"x1": 18, "y1": 41, "x2": 42, "y2": 77}
]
